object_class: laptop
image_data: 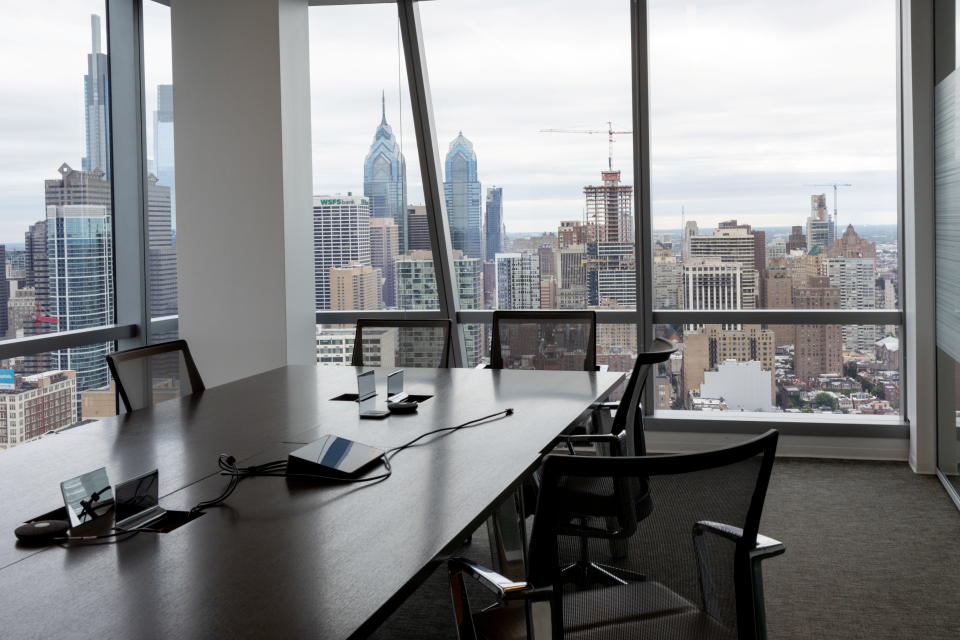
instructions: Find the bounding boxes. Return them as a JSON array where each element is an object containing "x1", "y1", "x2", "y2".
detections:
[{"x1": 114, "y1": 469, "x2": 166, "y2": 530}]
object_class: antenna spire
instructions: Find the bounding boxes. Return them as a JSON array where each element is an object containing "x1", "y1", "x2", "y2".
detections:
[{"x1": 381, "y1": 90, "x2": 386, "y2": 125}]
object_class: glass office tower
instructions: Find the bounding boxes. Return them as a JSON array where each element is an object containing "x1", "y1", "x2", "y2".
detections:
[
  {"x1": 46, "y1": 204, "x2": 114, "y2": 393},
  {"x1": 443, "y1": 133, "x2": 482, "y2": 261},
  {"x1": 82, "y1": 15, "x2": 111, "y2": 177},
  {"x1": 363, "y1": 97, "x2": 408, "y2": 252}
]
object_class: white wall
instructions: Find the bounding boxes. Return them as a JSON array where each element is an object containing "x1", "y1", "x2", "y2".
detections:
[{"x1": 170, "y1": 0, "x2": 315, "y2": 386}]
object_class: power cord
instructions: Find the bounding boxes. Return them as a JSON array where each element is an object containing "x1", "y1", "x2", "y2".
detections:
[{"x1": 189, "y1": 408, "x2": 514, "y2": 513}]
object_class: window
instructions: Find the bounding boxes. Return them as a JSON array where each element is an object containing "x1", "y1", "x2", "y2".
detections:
[
  {"x1": 0, "y1": 2, "x2": 119, "y2": 440},
  {"x1": 143, "y1": 0, "x2": 179, "y2": 342},
  {"x1": 420, "y1": 0, "x2": 635, "y2": 324},
  {"x1": 308, "y1": 2, "x2": 435, "y2": 319},
  {"x1": 649, "y1": 0, "x2": 900, "y2": 417}
]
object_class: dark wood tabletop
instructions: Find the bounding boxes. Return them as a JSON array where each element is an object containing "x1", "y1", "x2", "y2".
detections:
[{"x1": 0, "y1": 364, "x2": 623, "y2": 639}]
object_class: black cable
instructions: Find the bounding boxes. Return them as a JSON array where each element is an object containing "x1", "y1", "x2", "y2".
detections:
[
  {"x1": 189, "y1": 408, "x2": 514, "y2": 512},
  {"x1": 53, "y1": 526, "x2": 161, "y2": 546}
]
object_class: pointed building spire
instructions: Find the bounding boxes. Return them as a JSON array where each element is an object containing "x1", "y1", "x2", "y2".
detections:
[{"x1": 381, "y1": 90, "x2": 387, "y2": 125}]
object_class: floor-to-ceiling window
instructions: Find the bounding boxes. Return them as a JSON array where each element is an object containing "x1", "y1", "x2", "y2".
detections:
[
  {"x1": 648, "y1": 0, "x2": 902, "y2": 423},
  {"x1": 0, "y1": 1, "x2": 121, "y2": 446}
]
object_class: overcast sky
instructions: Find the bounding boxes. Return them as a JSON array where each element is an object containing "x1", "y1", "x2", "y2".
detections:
[{"x1": 0, "y1": 0, "x2": 897, "y2": 244}]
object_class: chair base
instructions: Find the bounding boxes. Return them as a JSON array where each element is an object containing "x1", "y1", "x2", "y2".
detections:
[{"x1": 559, "y1": 559, "x2": 646, "y2": 589}]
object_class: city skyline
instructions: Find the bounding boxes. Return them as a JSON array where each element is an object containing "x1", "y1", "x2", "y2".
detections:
[{"x1": 0, "y1": 0, "x2": 897, "y2": 243}]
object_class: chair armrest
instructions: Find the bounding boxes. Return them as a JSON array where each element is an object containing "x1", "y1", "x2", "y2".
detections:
[
  {"x1": 556, "y1": 432, "x2": 624, "y2": 456},
  {"x1": 447, "y1": 557, "x2": 534, "y2": 600},
  {"x1": 448, "y1": 558, "x2": 558, "y2": 640},
  {"x1": 589, "y1": 400, "x2": 620, "y2": 411},
  {"x1": 695, "y1": 520, "x2": 785, "y2": 559}
]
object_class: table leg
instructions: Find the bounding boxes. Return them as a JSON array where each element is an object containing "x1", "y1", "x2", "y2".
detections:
[{"x1": 486, "y1": 489, "x2": 527, "y2": 581}]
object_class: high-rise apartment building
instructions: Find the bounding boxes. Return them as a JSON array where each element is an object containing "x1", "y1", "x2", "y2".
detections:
[
  {"x1": 0, "y1": 371, "x2": 78, "y2": 451},
  {"x1": 369, "y1": 218, "x2": 399, "y2": 307},
  {"x1": 329, "y1": 262, "x2": 380, "y2": 310},
  {"x1": 364, "y1": 98, "x2": 408, "y2": 251},
  {"x1": 688, "y1": 226, "x2": 758, "y2": 309},
  {"x1": 46, "y1": 204, "x2": 114, "y2": 393},
  {"x1": 793, "y1": 276, "x2": 843, "y2": 381},
  {"x1": 495, "y1": 253, "x2": 540, "y2": 310},
  {"x1": 313, "y1": 195, "x2": 371, "y2": 310},
  {"x1": 395, "y1": 250, "x2": 482, "y2": 365},
  {"x1": 825, "y1": 225, "x2": 878, "y2": 352},
  {"x1": 153, "y1": 84, "x2": 175, "y2": 212},
  {"x1": 443, "y1": 133, "x2": 482, "y2": 260},
  {"x1": 654, "y1": 240, "x2": 683, "y2": 309},
  {"x1": 764, "y1": 258, "x2": 795, "y2": 346},
  {"x1": 683, "y1": 258, "x2": 743, "y2": 311},
  {"x1": 82, "y1": 15, "x2": 110, "y2": 177},
  {"x1": 484, "y1": 187, "x2": 504, "y2": 262}
]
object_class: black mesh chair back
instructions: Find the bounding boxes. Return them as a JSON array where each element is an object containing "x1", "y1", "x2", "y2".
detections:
[
  {"x1": 610, "y1": 337, "x2": 678, "y2": 456},
  {"x1": 529, "y1": 430, "x2": 779, "y2": 640},
  {"x1": 106, "y1": 340, "x2": 205, "y2": 413},
  {"x1": 351, "y1": 319, "x2": 452, "y2": 368},
  {"x1": 490, "y1": 311, "x2": 596, "y2": 371}
]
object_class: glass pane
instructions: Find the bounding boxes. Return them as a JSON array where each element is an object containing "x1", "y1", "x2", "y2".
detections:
[
  {"x1": 655, "y1": 324, "x2": 900, "y2": 417},
  {"x1": 143, "y1": 1, "x2": 179, "y2": 321},
  {"x1": 0, "y1": 2, "x2": 117, "y2": 437},
  {"x1": 649, "y1": 0, "x2": 898, "y2": 312},
  {"x1": 0, "y1": 346, "x2": 118, "y2": 451},
  {"x1": 309, "y1": 3, "x2": 434, "y2": 313},
  {"x1": 421, "y1": 0, "x2": 635, "y2": 312}
]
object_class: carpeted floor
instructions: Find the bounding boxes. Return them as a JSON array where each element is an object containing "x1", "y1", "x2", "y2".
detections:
[{"x1": 367, "y1": 458, "x2": 960, "y2": 639}]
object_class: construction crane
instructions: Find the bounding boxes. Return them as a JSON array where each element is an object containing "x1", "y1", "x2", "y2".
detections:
[
  {"x1": 539, "y1": 121, "x2": 632, "y2": 171},
  {"x1": 804, "y1": 182, "x2": 852, "y2": 240}
]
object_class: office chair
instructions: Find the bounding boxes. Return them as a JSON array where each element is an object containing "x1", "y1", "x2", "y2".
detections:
[
  {"x1": 489, "y1": 311, "x2": 596, "y2": 371},
  {"x1": 448, "y1": 430, "x2": 784, "y2": 640},
  {"x1": 554, "y1": 337, "x2": 678, "y2": 587},
  {"x1": 106, "y1": 340, "x2": 205, "y2": 413},
  {"x1": 351, "y1": 318, "x2": 452, "y2": 368}
]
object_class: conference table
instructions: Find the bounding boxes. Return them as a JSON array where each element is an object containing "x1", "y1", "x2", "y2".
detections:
[{"x1": 0, "y1": 364, "x2": 623, "y2": 639}]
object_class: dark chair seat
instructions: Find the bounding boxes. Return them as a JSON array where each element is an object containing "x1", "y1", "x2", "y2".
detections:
[{"x1": 474, "y1": 581, "x2": 732, "y2": 640}]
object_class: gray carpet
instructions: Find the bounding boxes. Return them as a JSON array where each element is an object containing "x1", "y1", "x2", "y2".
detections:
[{"x1": 367, "y1": 458, "x2": 960, "y2": 639}]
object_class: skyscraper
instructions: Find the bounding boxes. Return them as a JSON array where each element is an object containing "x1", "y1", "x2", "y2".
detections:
[
  {"x1": 46, "y1": 204, "x2": 114, "y2": 393},
  {"x1": 688, "y1": 225, "x2": 759, "y2": 309},
  {"x1": 495, "y1": 253, "x2": 540, "y2": 310},
  {"x1": 83, "y1": 15, "x2": 110, "y2": 177},
  {"x1": 313, "y1": 195, "x2": 371, "y2": 310},
  {"x1": 825, "y1": 224, "x2": 878, "y2": 352},
  {"x1": 395, "y1": 250, "x2": 482, "y2": 365},
  {"x1": 484, "y1": 187, "x2": 504, "y2": 262},
  {"x1": 806, "y1": 194, "x2": 835, "y2": 251},
  {"x1": 369, "y1": 218, "x2": 399, "y2": 308},
  {"x1": 147, "y1": 174, "x2": 177, "y2": 318},
  {"x1": 793, "y1": 275, "x2": 843, "y2": 381},
  {"x1": 683, "y1": 258, "x2": 743, "y2": 311},
  {"x1": 364, "y1": 96, "x2": 408, "y2": 251},
  {"x1": 406, "y1": 206, "x2": 430, "y2": 251},
  {"x1": 584, "y1": 170, "x2": 632, "y2": 243},
  {"x1": 154, "y1": 84, "x2": 175, "y2": 212},
  {"x1": 444, "y1": 133, "x2": 482, "y2": 260}
]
